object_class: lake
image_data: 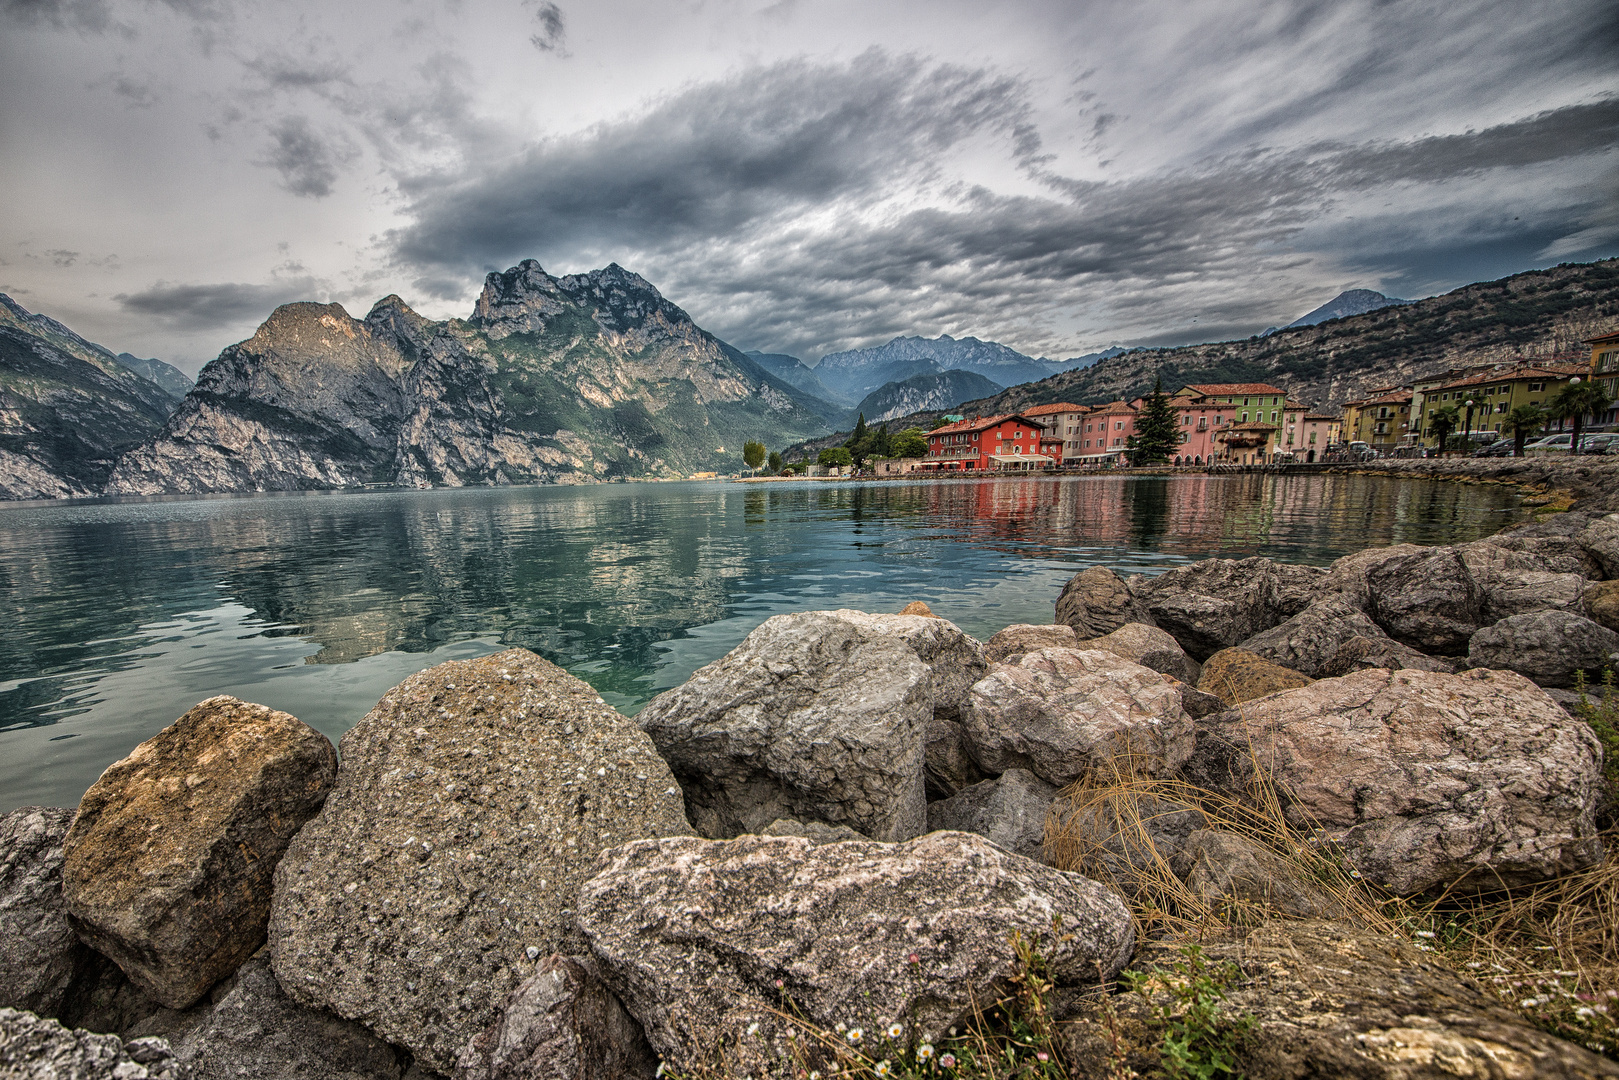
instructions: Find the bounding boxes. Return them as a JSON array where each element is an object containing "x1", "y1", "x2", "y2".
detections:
[{"x1": 0, "y1": 473, "x2": 1527, "y2": 811}]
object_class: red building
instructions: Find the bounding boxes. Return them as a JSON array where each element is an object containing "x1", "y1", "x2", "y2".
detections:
[{"x1": 924, "y1": 414, "x2": 1051, "y2": 470}]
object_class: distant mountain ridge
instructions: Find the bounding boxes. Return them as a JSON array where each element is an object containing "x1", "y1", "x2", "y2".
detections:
[
  {"x1": 848, "y1": 369, "x2": 1002, "y2": 426},
  {"x1": 0, "y1": 294, "x2": 184, "y2": 498},
  {"x1": 743, "y1": 351, "x2": 845, "y2": 414},
  {"x1": 810, "y1": 334, "x2": 1114, "y2": 401},
  {"x1": 104, "y1": 261, "x2": 833, "y2": 495},
  {"x1": 1287, "y1": 289, "x2": 1409, "y2": 328}
]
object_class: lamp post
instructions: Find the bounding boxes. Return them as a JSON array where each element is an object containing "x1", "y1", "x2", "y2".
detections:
[
  {"x1": 1570, "y1": 377, "x2": 1584, "y2": 452},
  {"x1": 1464, "y1": 398, "x2": 1475, "y2": 446}
]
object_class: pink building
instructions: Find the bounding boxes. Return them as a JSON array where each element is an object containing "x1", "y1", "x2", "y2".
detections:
[{"x1": 1161, "y1": 383, "x2": 1306, "y2": 464}]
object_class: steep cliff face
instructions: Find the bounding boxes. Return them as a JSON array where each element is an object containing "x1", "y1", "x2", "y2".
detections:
[
  {"x1": 850, "y1": 369, "x2": 1003, "y2": 425},
  {"x1": 108, "y1": 303, "x2": 410, "y2": 494},
  {"x1": 106, "y1": 261, "x2": 831, "y2": 494},
  {"x1": 0, "y1": 295, "x2": 181, "y2": 499}
]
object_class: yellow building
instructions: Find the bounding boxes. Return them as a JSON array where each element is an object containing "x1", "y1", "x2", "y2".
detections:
[
  {"x1": 1414, "y1": 361, "x2": 1588, "y2": 444},
  {"x1": 1589, "y1": 329, "x2": 1619, "y2": 427},
  {"x1": 1340, "y1": 388, "x2": 1412, "y2": 452}
]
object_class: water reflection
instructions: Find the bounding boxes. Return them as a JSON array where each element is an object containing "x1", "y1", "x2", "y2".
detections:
[{"x1": 0, "y1": 474, "x2": 1524, "y2": 810}]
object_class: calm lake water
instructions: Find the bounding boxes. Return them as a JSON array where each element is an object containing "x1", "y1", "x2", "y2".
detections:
[{"x1": 0, "y1": 473, "x2": 1526, "y2": 811}]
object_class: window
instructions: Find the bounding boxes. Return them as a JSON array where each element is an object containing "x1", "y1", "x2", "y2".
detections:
[
  {"x1": 1240, "y1": 412, "x2": 1248, "y2": 422},
  {"x1": 1529, "y1": 382, "x2": 1544, "y2": 392}
]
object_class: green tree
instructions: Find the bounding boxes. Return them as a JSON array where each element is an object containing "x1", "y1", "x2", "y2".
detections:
[
  {"x1": 742, "y1": 440, "x2": 766, "y2": 472},
  {"x1": 1505, "y1": 403, "x2": 1545, "y2": 457},
  {"x1": 767, "y1": 450, "x2": 783, "y2": 474},
  {"x1": 928, "y1": 416, "x2": 953, "y2": 430},
  {"x1": 844, "y1": 413, "x2": 873, "y2": 467},
  {"x1": 817, "y1": 446, "x2": 853, "y2": 470},
  {"x1": 1127, "y1": 376, "x2": 1180, "y2": 464},
  {"x1": 1550, "y1": 378, "x2": 1614, "y2": 452},
  {"x1": 892, "y1": 427, "x2": 929, "y2": 458},
  {"x1": 1426, "y1": 404, "x2": 1459, "y2": 453}
]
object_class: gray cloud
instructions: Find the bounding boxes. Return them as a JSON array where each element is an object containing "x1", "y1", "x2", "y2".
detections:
[
  {"x1": 386, "y1": 33, "x2": 1619, "y2": 360},
  {"x1": 258, "y1": 115, "x2": 353, "y2": 197},
  {"x1": 527, "y1": 0, "x2": 564, "y2": 53},
  {"x1": 392, "y1": 51, "x2": 1035, "y2": 269},
  {"x1": 3, "y1": 0, "x2": 112, "y2": 31},
  {"x1": 116, "y1": 273, "x2": 326, "y2": 329}
]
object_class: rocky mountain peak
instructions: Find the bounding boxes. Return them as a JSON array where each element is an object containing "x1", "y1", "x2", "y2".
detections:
[
  {"x1": 472, "y1": 260, "x2": 567, "y2": 337},
  {"x1": 365, "y1": 295, "x2": 435, "y2": 357}
]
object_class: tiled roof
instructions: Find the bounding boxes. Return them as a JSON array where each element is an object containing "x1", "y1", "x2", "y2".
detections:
[
  {"x1": 1586, "y1": 329, "x2": 1619, "y2": 345},
  {"x1": 1091, "y1": 400, "x2": 1137, "y2": 415},
  {"x1": 928, "y1": 413, "x2": 1040, "y2": 436},
  {"x1": 1429, "y1": 363, "x2": 1588, "y2": 393},
  {"x1": 1304, "y1": 412, "x2": 1337, "y2": 420},
  {"x1": 1179, "y1": 383, "x2": 1288, "y2": 397},
  {"x1": 1021, "y1": 402, "x2": 1087, "y2": 416}
]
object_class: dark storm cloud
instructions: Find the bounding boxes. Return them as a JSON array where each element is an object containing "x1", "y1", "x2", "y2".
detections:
[
  {"x1": 387, "y1": 36, "x2": 1618, "y2": 358},
  {"x1": 391, "y1": 51, "x2": 1035, "y2": 269},
  {"x1": 259, "y1": 115, "x2": 352, "y2": 197},
  {"x1": 527, "y1": 1, "x2": 565, "y2": 53},
  {"x1": 116, "y1": 275, "x2": 324, "y2": 329},
  {"x1": 3, "y1": 0, "x2": 112, "y2": 31}
]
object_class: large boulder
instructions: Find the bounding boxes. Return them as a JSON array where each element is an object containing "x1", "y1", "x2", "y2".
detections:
[
  {"x1": 456, "y1": 954, "x2": 655, "y2": 1080},
  {"x1": 636, "y1": 610, "x2": 986, "y2": 841},
  {"x1": 576, "y1": 832, "x2": 1134, "y2": 1076},
  {"x1": 144, "y1": 955, "x2": 409, "y2": 1080},
  {"x1": 925, "y1": 769, "x2": 1058, "y2": 861},
  {"x1": 1468, "y1": 611, "x2": 1619, "y2": 688},
  {"x1": 0, "y1": 1007, "x2": 187, "y2": 1079},
  {"x1": 1076, "y1": 623, "x2": 1201, "y2": 684},
  {"x1": 1130, "y1": 558, "x2": 1325, "y2": 660},
  {"x1": 62, "y1": 698, "x2": 337, "y2": 1010},
  {"x1": 1316, "y1": 635, "x2": 1456, "y2": 679},
  {"x1": 1054, "y1": 566, "x2": 1155, "y2": 639},
  {"x1": 983, "y1": 623, "x2": 1079, "y2": 663},
  {"x1": 1456, "y1": 540, "x2": 1591, "y2": 622},
  {"x1": 1324, "y1": 545, "x2": 1482, "y2": 653},
  {"x1": 1577, "y1": 518, "x2": 1619, "y2": 578},
  {"x1": 1234, "y1": 596, "x2": 1390, "y2": 678},
  {"x1": 0, "y1": 806, "x2": 95, "y2": 1018},
  {"x1": 1061, "y1": 921, "x2": 1619, "y2": 1080},
  {"x1": 1196, "y1": 648, "x2": 1312, "y2": 707},
  {"x1": 964, "y1": 648, "x2": 1194, "y2": 786},
  {"x1": 269, "y1": 650, "x2": 690, "y2": 1076},
  {"x1": 1468, "y1": 531, "x2": 1603, "y2": 578},
  {"x1": 1182, "y1": 667, "x2": 1605, "y2": 895}
]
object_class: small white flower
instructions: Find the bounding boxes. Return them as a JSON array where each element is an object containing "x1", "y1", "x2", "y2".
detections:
[
  {"x1": 1578, "y1": 1007, "x2": 1596, "y2": 1018},
  {"x1": 655, "y1": 1063, "x2": 666, "y2": 1078},
  {"x1": 917, "y1": 1044, "x2": 935, "y2": 1061},
  {"x1": 809, "y1": 1073, "x2": 821, "y2": 1080},
  {"x1": 1414, "y1": 930, "x2": 1435, "y2": 938},
  {"x1": 886, "y1": 1024, "x2": 904, "y2": 1039},
  {"x1": 836, "y1": 1023, "x2": 847, "y2": 1033},
  {"x1": 874, "y1": 1062, "x2": 891, "y2": 1077},
  {"x1": 847, "y1": 1028, "x2": 864, "y2": 1044},
  {"x1": 746, "y1": 1022, "x2": 760, "y2": 1037}
]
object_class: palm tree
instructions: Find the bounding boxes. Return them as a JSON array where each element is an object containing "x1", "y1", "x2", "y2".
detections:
[
  {"x1": 1426, "y1": 404, "x2": 1459, "y2": 454},
  {"x1": 1550, "y1": 379, "x2": 1615, "y2": 452},
  {"x1": 1505, "y1": 403, "x2": 1546, "y2": 457}
]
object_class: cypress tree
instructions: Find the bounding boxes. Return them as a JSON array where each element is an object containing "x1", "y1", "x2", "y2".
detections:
[{"x1": 1129, "y1": 376, "x2": 1180, "y2": 464}]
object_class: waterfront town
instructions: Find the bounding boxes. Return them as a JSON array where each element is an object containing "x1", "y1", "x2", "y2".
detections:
[{"x1": 854, "y1": 328, "x2": 1619, "y2": 473}]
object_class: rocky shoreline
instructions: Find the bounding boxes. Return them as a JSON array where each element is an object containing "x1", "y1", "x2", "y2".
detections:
[{"x1": 5, "y1": 508, "x2": 1619, "y2": 1079}]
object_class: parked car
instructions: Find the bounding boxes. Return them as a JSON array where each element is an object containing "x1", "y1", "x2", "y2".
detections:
[
  {"x1": 1524, "y1": 433, "x2": 1574, "y2": 453},
  {"x1": 1576, "y1": 433, "x2": 1619, "y2": 455},
  {"x1": 1472, "y1": 439, "x2": 1514, "y2": 457}
]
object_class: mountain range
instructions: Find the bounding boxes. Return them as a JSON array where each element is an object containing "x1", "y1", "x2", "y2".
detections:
[
  {"x1": 848, "y1": 369, "x2": 1002, "y2": 426},
  {"x1": 1287, "y1": 289, "x2": 1409, "y2": 328},
  {"x1": 808, "y1": 335, "x2": 1118, "y2": 404},
  {"x1": 105, "y1": 261, "x2": 831, "y2": 494},
  {"x1": 0, "y1": 294, "x2": 187, "y2": 498}
]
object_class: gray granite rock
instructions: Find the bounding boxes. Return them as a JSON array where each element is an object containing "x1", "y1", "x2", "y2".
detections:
[
  {"x1": 62, "y1": 697, "x2": 337, "y2": 1010},
  {"x1": 925, "y1": 769, "x2": 1058, "y2": 860},
  {"x1": 964, "y1": 648, "x2": 1193, "y2": 786},
  {"x1": 636, "y1": 609, "x2": 986, "y2": 841},
  {"x1": 1054, "y1": 567, "x2": 1155, "y2": 639},
  {"x1": 1046, "y1": 791, "x2": 1206, "y2": 897},
  {"x1": 576, "y1": 832, "x2": 1134, "y2": 1076},
  {"x1": 1315, "y1": 635, "x2": 1457, "y2": 679},
  {"x1": 0, "y1": 806, "x2": 95, "y2": 1018},
  {"x1": 1234, "y1": 595, "x2": 1391, "y2": 678},
  {"x1": 1326, "y1": 545, "x2": 1484, "y2": 653},
  {"x1": 269, "y1": 649, "x2": 691, "y2": 1075},
  {"x1": 0, "y1": 1007, "x2": 188, "y2": 1079},
  {"x1": 455, "y1": 954, "x2": 655, "y2": 1080},
  {"x1": 1577, "y1": 518, "x2": 1619, "y2": 578},
  {"x1": 983, "y1": 623, "x2": 1080, "y2": 664},
  {"x1": 759, "y1": 819, "x2": 868, "y2": 843},
  {"x1": 1468, "y1": 610, "x2": 1619, "y2": 688},
  {"x1": 1130, "y1": 558, "x2": 1325, "y2": 661},
  {"x1": 1077, "y1": 623, "x2": 1201, "y2": 684},
  {"x1": 1182, "y1": 667, "x2": 1604, "y2": 895}
]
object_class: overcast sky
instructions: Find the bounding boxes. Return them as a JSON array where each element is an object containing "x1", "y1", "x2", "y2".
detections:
[{"x1": 2, "y1": 0, "x2": 1615, "y2": 373}]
